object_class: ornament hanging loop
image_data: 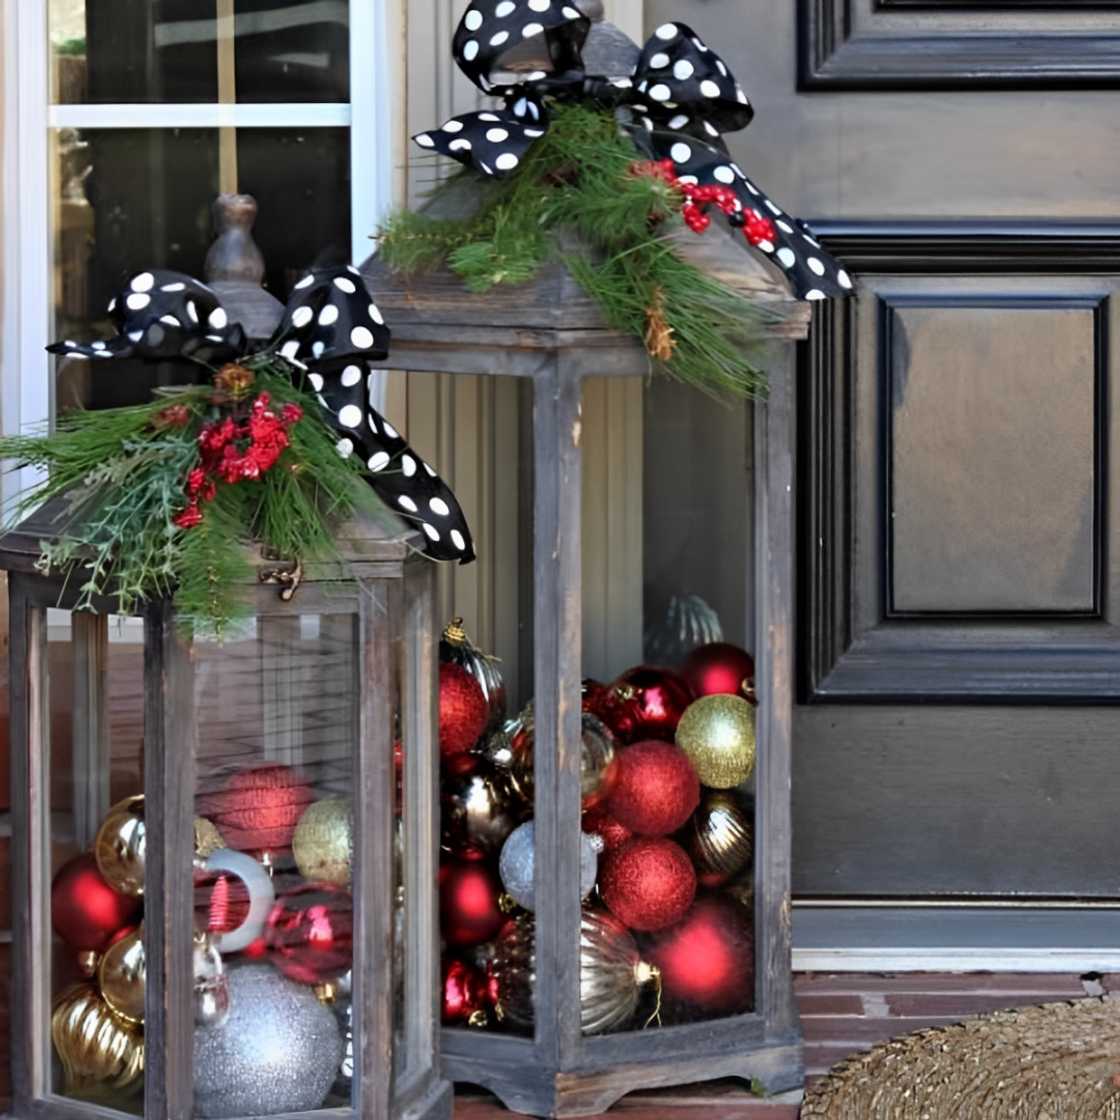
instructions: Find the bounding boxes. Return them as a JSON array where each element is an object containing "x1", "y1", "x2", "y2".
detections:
[{"x1": 637, "y1": 963, "x2": 663, "y2": 1029}]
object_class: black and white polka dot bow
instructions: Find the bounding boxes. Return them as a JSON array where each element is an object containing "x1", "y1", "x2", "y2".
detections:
[
  {"x1": 48, "y1": 267, "x2": 476, "y2": 564},
  {"x1": 413, "y1": 5, "x2": 852, "y2": 301}
]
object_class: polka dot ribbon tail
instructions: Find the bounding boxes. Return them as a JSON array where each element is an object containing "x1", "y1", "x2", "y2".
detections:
[
  {"x1": 412, "y1": 5, "x2": 852, "y2": 302},
  {"x1": 47, "y1": 267, "x2": 476, "y2": 565}
]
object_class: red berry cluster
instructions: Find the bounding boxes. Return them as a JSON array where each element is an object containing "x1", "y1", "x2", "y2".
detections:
[
  {"x1": 174, "y1": 392, "x2": 303, "y2": 529},
  {"x1": 680, "y1": 183, "x2": 739, "y2": 233},
  {"x1": 629, "y1": 157, "x2": 778, "y2": 251}
]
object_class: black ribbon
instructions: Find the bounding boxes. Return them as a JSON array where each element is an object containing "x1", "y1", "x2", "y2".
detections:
[
  {"x1": 48, "y1": 267, "x2": 476, "y2": 565},
  {"x1": 413, "y1": 6, "x2": 852, "y2": 302}
]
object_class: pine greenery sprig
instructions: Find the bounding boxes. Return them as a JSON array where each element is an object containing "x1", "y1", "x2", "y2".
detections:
[
  {"x1": 0, "y1": 362, "x2": 384, "y2": 636},
  {"x1": 379, "y1": 102, "x2": 783, "y2": 398}
]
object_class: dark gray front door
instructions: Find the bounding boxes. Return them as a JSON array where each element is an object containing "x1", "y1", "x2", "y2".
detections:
[{"x1": 650, "y1": 0, "x2": 1120, "y2": 904}]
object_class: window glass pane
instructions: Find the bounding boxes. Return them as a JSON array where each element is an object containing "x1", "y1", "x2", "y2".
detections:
[
  {"x1": 234, "y1": 0, "x2": 350, "y2": 104},
  {"x1": 52, "y1": 125, "x2": 351, "y2": 412},
  {"x1": 50, "y1": 1, "x2": 349, "y2": 104}
]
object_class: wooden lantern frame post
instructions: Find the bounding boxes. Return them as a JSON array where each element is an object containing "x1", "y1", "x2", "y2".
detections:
[{"x1": 363, "y1": 224, "x2": 810, "y2": 1115}]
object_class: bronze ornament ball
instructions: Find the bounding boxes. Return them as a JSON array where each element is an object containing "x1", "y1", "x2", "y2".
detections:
[
  {"x1": 674, "y1": 694, "x2": 756, "y2": 789},
  {"x1": 292, "y1": 798, "x2": 353, "y2": 887},
  {"x1": 442, "y1": 764, "x2": 521, "y2": 854}
]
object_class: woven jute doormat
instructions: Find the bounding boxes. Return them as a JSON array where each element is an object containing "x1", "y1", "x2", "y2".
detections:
[{"x1": 802, "y1": 997, "x2": 1120, "y2": 1119}]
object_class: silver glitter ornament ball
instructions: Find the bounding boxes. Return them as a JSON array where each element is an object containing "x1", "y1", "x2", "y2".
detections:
[
  {"x1": 194, "y1": 964, "x2": 344, "y2": 1118},
  {"x1": 499, "y1": 821, "x2": 602, "y2": 912}
]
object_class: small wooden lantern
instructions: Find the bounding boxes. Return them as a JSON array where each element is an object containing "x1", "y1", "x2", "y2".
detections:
[
  {"x1": 361, "y1": 16, "x2": 812, "y2": 1114},
  {"x1": 4, "y1": 199, "x2": 451, "y2": 1120}
]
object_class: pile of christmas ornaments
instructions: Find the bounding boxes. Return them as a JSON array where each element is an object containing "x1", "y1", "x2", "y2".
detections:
[
  {"x1": 49, "y1": 766, "x2": 363, "y2": 1117},
  {"x1": 437, "y1": 619, "x2": 759, "y2": 1034}
]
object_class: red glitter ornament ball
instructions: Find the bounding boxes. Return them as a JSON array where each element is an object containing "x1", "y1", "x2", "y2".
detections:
[
  {"x1": 607, "y1": 740, "x2": 700, "y2": 837},
  {"x1": 442, "y1": 958, "x2": 491, "y2": 1026},
  {"x1": 599, "y1": 837, "x2": 697, "y2": 932},
  {"x1": 440, "y1": 663, "x2": 489, "y2": 758},
  {"x1": 51, "y1": 852, "x2": 142, "y2": 952},
  {"x1": 439, "y1": 857, "x2": 506, "y2": 947},
  {"x1": 595, "y1": 666, "x2": 694, "y2": 744},
  {"x1": 582, "y1": 806, "x2": 634, "y2": 852},
  {"x1": 199, "y1": 764, "x2": 315, "y2": 855},
  {"x1": 647, "y1": 895, "x2": 754, "y2": 1016},
  {"x1": 265, "y1": 883, "x2": 353, "y2": 985},
  {"x1": 682, "y1": 642, "x2": 756, "y2": 702}
]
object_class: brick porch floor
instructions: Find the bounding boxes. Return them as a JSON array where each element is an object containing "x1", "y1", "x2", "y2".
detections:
[{"x1": 455, "y1": 972, "x2": 1104, "y2": 1118}]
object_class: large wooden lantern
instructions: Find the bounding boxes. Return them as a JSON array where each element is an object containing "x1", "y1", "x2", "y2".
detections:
[
  {"x1": 4, "y1": 208, "x2": 451, "y2": 1120},
  {"x1": 361, "y1": 23, "x2": 812, "y2": 1113}
]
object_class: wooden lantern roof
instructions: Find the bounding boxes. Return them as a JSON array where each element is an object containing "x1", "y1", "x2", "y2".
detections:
[{"x1": 359, "y1": 11, "x2": 811, "y2": 376}]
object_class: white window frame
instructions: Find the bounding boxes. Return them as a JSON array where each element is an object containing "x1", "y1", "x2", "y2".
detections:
[{"x1": 1, "y1": 0, "x2": 399, "y2": 510}]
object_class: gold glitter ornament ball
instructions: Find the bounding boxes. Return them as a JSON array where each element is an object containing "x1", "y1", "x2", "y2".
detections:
[
  {"x1": 94, "y1": 795, "x2": 146, "y2": 897},
  {"x1": 51, "y1": 983, "x2": 144, "y2": 1092},
  {"x1": 292, "y1": 798, "x2": 352, "y2": 887},
  {"x1": 675, "y1": 695, "x2": 756, "y2": 789}
]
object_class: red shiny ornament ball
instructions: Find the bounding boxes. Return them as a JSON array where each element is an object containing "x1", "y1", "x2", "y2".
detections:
[
  {"x1": 596, "y1": 666, "x2": 694, "y2": 744},
  {"x1": 264, "y1": 882, "x2": 353, "y2": 985},
  {"x1": 440, "y1": 858, "x2": 506, "y2": 947},
  {"x1": 442, "y1": 958, "x2": 491, "y2": 1026},
  {"x1": 599, "y1": 837, "x2": 697, "y2": 932},
  {"x1": 647, "y1": 896, "x2": 754, "y2": 1016},
  {"x1": 51, "y1": 853, "x2": 141, "y2": 952},
  {"x1": 607, "y1": 740, "x2": 699, "y2": 837},
  {"x1": 582, "y1": 807, "x2": 634, "y2": 852},
  {"x1": 440, "y1": 663, "x2": 489, "y2": 758},
  {"x1": 199, "y1": 764, "x2": 315, "y2": 855},
  {"x1": 581, "y1": 678, "x2": 608, "y2": 714},
  {"x1": 683, "y1": 642, "x2": 756, "y2": 701}
]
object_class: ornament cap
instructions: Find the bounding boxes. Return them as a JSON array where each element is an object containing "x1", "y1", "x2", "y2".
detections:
[{"x1": 443, "y1": 616, "x2": 468, "y2": 646}]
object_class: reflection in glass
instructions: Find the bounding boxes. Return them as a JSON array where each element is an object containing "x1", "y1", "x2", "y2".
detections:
[
  {"x1": 48, "y1": 614, "x2": 145, "y2": 1115},
  {"x1": 50, "y1": 1, "x2": 349, "y2": 105},
  {"x1": 52, "y1": 126, "x2": 351, "y2": 412},
  {"x1": 192, "y1": 614, "x2": 362, "y2": 1115},
  {"x1": 434, "y1": 374, "x2": 757, "y2": 1040}
]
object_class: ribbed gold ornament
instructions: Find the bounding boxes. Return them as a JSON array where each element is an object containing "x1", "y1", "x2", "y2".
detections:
[
  {"x1": 675, "y1": 694, "x2": 756, "y2": 789},
  {"x1": 292, "y1": 797, "x2": 352, "y2": 887},
  {"x1": 686, "y1": 790, "x2": 754, "y2": 887},
  {"x1": 51, "y1": 983, "x2": 144, "y2": 1092},
  {"x1": 491, "y1": 908, "x2": 657, "y2": 1036}
]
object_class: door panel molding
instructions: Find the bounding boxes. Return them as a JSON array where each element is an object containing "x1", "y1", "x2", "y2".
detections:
[
  {"x1": 799, "y1": 0, "x2": 1120, "y2": 88},
  {"x1": 800, "y1": 225, "x2": 1120, "y2": 703}
]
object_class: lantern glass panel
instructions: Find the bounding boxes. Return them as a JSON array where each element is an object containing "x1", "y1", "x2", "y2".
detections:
[
  {"x1": 47, "y1": 611, "x2": 145, "y2": 1114},
  {"x1": 192, "y1": 611, "x2": 365, "y2": 1116},
  {"x1": 581, "y1": 376, "x2": 757, "y2": 1033},
  {"x1": 434, "y1": 373, "x2": 535, "y2": 1037}
]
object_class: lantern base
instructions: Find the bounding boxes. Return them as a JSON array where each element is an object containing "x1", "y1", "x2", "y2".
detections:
[{"x1": 444, "y1": 1034, "x2": 802, "y2": 1118}]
